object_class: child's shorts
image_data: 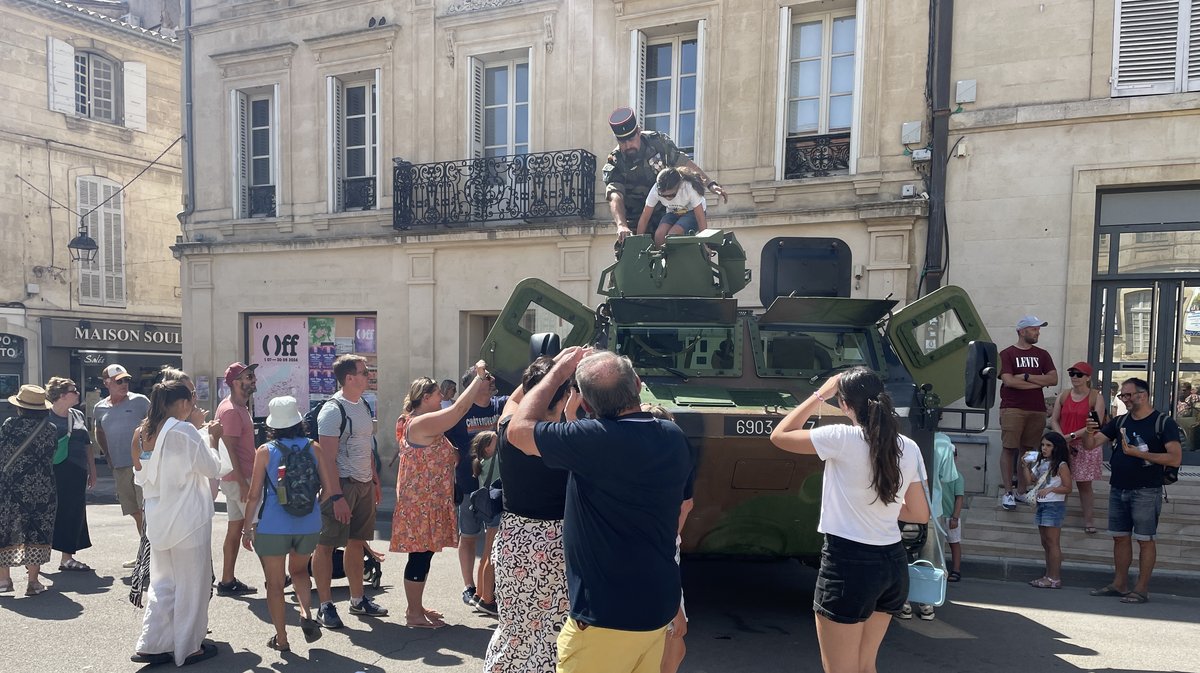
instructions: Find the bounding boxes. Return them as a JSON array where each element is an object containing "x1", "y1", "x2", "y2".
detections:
[
  {"x1": 941, "y1": 516, "x2": 963, "y2": 544},
  {"x1": 1035, "y1": 501, "x2": 1066, "y2": 528}
]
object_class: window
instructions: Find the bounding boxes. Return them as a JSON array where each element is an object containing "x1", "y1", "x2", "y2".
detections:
[
  {"x1": 77, "y1": 177, "x2": 125, "y2": 307},
  {"x1": 1111, "y1": 0, "x2": 1200, "y2": 97},
  {"x1": 232, "y1": 87, "x2": 278, "y2": 218},
  {"x1": 47, "y1": 38, "x2": 146, "y2": 130},
  {"x1": 469, "y1": 54, "x2": 531, "y2": 159},
  {"x1": 775, "y1": 9, "x2": 856, "y2": 180},
  {"x1": 630, "y1": 24, "x2": 706, "y2": 159},
  {"x1": 328, "y1": 71, "x2": 381, "y2": 212}
]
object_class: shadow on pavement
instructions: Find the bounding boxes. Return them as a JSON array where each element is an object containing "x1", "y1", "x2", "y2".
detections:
[
  {"x1": 0, "y1": 590, "x2": 83, "y2": 620},
  {"x1": 48, "y1": 569, "x2": 115, "y2": 597}
]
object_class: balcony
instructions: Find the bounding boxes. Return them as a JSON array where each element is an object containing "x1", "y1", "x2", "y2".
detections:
[
  {"x1": 249, "y1": 185, "x2": 276, "y2": 218},
  {"x1": 784, "y1": 132, "x2": 851, "y2": 180},
  {"x1": 343, "y1": 177, "x2": 376, "y2": 210},
  {"x1": 393, "y1": 149, "x2": 596, "y2": 230}
]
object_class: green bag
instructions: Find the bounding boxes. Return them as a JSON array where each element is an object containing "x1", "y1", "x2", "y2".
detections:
[{"x1": 52, "y1": 432, "x2": 69, "y2": 465}]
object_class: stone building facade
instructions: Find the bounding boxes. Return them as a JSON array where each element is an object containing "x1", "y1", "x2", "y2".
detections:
[{"x1": 0, "y1": 0, "x2": 183, "y2": 419}]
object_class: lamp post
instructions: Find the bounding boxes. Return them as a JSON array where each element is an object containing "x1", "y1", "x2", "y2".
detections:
[{"x1": 67, "y1": 219, "x2": 99, "y2": 263}]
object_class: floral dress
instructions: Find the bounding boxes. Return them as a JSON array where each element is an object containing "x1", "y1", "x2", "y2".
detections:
[
  {"x1": 0, "y1": 416, "x2": 59, "y2": 567},
  {"x1": 389, "y1": 429, "x2": 458, "y2": 553}
]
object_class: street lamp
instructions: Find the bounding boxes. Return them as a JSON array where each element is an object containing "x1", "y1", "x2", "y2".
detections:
[{"x1": 68, "y1": 220, "x2": 99, "y2": 263}]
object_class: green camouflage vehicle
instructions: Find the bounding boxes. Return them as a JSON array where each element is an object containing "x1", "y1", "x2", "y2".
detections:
[{"x1": 482, "y1": 229, "x2": 997, "y2": 560}]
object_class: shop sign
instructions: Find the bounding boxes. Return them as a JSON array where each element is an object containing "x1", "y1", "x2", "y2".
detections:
[
  {"x1": 82, "y1": 353, "x2": 108, "y2": 366},
  {"x1": 44, "y1": 319, "x2": 182, "y2": 352},
  {"x1": 73, "y1": 326, "x2": 182, "y2": 345},
  {"x1": 0, "y1": 334, "x2": 24, "y2": 363}
]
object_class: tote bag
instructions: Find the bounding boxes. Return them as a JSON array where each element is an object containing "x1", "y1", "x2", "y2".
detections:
[{"x1": 907, "y1": 460, "x2": 948, "y2": 607}]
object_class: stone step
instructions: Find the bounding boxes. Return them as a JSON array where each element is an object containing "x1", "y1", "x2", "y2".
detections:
[
  {"x1": 963, "y1": 498, "x2": 1198, "y2": 529},
  {"x1": 964, "y1": 518, "x2": 1200, "y2": 557},
  {"x1": 967, "y1": 539, "x2": 1200, "y2": 574}
]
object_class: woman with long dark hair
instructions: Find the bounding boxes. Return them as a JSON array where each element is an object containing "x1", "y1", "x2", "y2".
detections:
[
  {"x1": 770, "y1": 367, "x2": 929, "y2": 673},
  {"x1": 131, "y1": 379, "x2": 222, "y2": 666}
]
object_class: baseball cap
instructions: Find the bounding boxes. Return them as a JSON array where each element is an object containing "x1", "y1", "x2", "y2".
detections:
[
  {"x1": 103, "y1": 364, "x2": 133, "y2": 381},
  {"x1": 1015, "y1": 315, "x2": 1048, "y2": 330},
  {"x1": 224, "y1": 362, "x2": 259, "y2": 387},
  {"x1": 1067, "y1": 361, "x2": 1093, "y2": 376},
  {"x1": 609, "y1": 107, "x2": 639, "y2": 139}
]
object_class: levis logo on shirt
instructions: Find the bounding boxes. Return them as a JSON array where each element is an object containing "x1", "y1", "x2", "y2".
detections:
[{"x1": 1015, "y1": 356, "x2": 1040, "y2": 368}]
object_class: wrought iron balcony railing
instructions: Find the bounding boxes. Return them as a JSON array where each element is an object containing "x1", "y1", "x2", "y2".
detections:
[
  {"x1": 343, "y1": 177, "x2": 376, "y2": 210},
  {"x1": 784, "y1": 132, "x2": 851, "y2": 180},
  {"x1": 249, "y1": 185, "x2": 276, "y2": 218},
  {"x1": 393, "y1": 149, "x2": 596, "y2": 229}
]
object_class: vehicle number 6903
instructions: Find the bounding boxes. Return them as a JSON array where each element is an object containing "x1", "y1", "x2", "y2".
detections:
[{"x1": 734, "y1": 419, "x2": 774, "y2": 435}]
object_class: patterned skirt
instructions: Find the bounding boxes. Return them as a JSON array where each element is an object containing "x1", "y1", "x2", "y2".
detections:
[
  {"x1": 484, "y1": 512, "x2": 570, "y2": 673},
  {"x1": 1068, "y1": 439, "x2": 1103, "y2": 483}
]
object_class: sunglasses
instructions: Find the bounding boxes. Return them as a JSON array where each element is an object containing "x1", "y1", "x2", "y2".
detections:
[
  {"x1": 1068, "y1": 371, "x2": 1087, "y2": 378},
  {"x1": 1117, "y1": 391, "x2": 1145, "y2": 400}
]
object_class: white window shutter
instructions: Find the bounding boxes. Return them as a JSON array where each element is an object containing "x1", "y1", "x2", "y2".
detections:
[
  {"x1": 373, "y1": 68, "x2": 382, "y2": 194},
  {"x1": 1111, "y1": 0, "x2": 1183, "y2": 96},
  {"x1": 774, "y1": 6, "x2": 792, "y2": 181},
  {"x1": 1187, "y1": 0, "x2": 1200, "y2": 91},
  {"x1": 629, "y1": 30, "x2": 646, "y2": 122},
  {"x1": 47, "y1": 37, "x2": 75, "y2": 114},
  {"x1": 231, "y1": 90, "x2": 249, "y2": 218},
  {"x1": 327, "y1": 76, "x2": 344, "y2": 212},
  {"x1": 694, "y1": 19, "x2": 707, "y2": 165},
  {"x1": 77, "y1": 178, "x2": 102, "y2": 304},
  {"x1": 469, "y1": 57, "x2": 484, "y2": 159},
  {"x1": 102, "y1": 184, "x2": 125, "y2": 305},
  {"x1": 122, "y1": 61, "x2": 147, "y2": 131}
]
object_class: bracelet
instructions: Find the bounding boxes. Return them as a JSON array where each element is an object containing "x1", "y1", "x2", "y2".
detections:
[
  {"x1": 812, "y1": 392, "x2": 825, "y2": 402},
  {"x1": 707, "y1": 180, "x2": 719, "y2": 189}
]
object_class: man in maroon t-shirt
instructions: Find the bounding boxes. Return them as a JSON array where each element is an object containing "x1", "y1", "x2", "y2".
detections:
[{"x1": 998, "y1": 315, "x2": 1058, "y2": 511}]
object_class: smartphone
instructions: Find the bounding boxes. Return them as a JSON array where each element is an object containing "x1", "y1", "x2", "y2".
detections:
[{"x1": 1089, "y1": 410, "x2": 1101, "y2": 424}]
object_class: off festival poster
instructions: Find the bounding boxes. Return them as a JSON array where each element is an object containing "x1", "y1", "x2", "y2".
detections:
[{"x1": 250, "y1": 317, "x2": 311, "y2": 413}]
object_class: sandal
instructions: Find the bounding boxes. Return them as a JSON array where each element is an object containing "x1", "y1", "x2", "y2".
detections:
[
  {"x1": 1083, "y1": 527, "x2": 1097, "y2": 535},
  {"x1": 130, "y1": 652, "x2": 173, "y2": 665},
  {"x1": 25, "y1": 581, "x2": 47, "y2": 596},
  {"x1": 267, "y1": 635, "x2": 290, "y2": 652},
  {"x1": 300, "y1": 617, "x2": 322, "y2": 644},
  {"x1": 1030, "y1": 577, "x2": 1062, "y2": 589},
  {"x1": 1120, "y1": 591, "x2": 1149, "y2": 604},
  {"x1": 1089, "y1": 584, "x2": 1130, "y2": 597},
  {"x1": 59, "y1": 559, "x2": 92, "y2": 572},
  {"x1": 947, "y1": 571, "x2": 961, "y2": 583},
  {"x1": 182, "y1": 642, "x2": 218, "y2": 666}
]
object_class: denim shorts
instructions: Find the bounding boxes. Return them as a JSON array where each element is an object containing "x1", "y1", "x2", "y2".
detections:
[
  {"x1": 1108, "y1": 486, "x2": 1163, "y2": 541},
  {"x1": 813, "y1": 534, "x2": 908, "y2": 624},
  {"x1": 661, "y1": 210, "x2": 699, "y2": 234},
  {"x1": 1034, "y1": 501, "x2": 1066, "y2": 527}
]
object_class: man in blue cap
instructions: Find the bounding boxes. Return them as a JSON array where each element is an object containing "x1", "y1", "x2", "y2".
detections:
[{"x1": 602, "y1": 107, "x2": 727, "y2": 242}]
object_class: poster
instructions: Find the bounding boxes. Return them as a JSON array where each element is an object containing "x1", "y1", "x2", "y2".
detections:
[
  {"x1": 355, "y1": 317, "x2": 377, "y2": 354},
  {"x1": 307, "y1": 317, "x2": 338, "y2": 405},
  {"x1": 195, "y1": 376, "x2": 210, "y2": 402},
  {"x1": 250, "y1": 316, "x2": 311, "y2": 412}
]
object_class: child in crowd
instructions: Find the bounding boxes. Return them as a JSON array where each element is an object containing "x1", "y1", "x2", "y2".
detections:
[
  {"x1": 636, "y1": 167, "x2": 708, "y2": 247},
  {"x1": 467, "y1": 431, "x2": 501, "y2": 616},
  {"x1": 944, "y1": 444, "x2": 965, "y2": 584},
  {"x1": 1023, "y1": 431, "x2": 1073, "y2": 589},
  {"x1": 898, "y1": 432, "x2": 961, "y2": 621}
]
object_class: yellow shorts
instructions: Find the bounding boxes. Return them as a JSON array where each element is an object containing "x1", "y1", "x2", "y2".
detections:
[{"x1": 556, "y1": 617, "x2": 667, "y2": 673}]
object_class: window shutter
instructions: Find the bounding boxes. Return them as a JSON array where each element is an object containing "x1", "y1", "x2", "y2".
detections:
[
  {"x1": 373, "y1": 67, "x2": 382, "y2": 194},
  {"x1": 327, "y1": 76, "x2": 344, "y2": 212},
  {"x1": 469, "y1": 57, "x2": 485, "y2": 159},
  {"x1": 102, "y1": 184, "x2": 125, "y2": 306},
  {"x1": 122, "y1": 62, "x2": 147, "y2": 131},
  {"x1": 77, "y1": 178, "x2": 102, "y2": 304},
  {"x1": 774, "y1": 6, "x2": 792, "y2": 181},
  {"x1": 1188, "y1": 0, "x2": 1200, "y2": 91},
  {"x1": 629, "y1": 30, "x2": 646, "y2": 122},
  {"x1": 47, "y1": 37, "x2": 75, "y2": 114},
  {"x1": 694, "y1": 19, "x2": 707, "y2": 165},
  {"x1": 231, "y1": 89, "x2": 249, "y2": 218},
  {"x1": 1111, "y1": 0, "x2": 1184, "y2": 96}
]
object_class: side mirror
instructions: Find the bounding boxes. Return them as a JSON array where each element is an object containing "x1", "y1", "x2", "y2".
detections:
[
  {"x1": 964, "y1": 340, "x2": 998, "y2": 409},
  {"x1": 530, "y1": 332, "x2": 561, "y2": 361}
]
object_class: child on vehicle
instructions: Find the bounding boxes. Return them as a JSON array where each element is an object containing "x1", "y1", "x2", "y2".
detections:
[
  {"x1": 1023, "y1": 431, "x2": 1073, "y2": 589},
  {"x1": 636, "y1": 167, "x2": 707, "y2": 247}
]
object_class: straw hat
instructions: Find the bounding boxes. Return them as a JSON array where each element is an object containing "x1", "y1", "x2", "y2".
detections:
[
  {"x1": 7, "y1": 384, "x2": 52, "y2": 410},
  {"x1": 266, "y1": 396, "x2": 304, "y2": 429}
]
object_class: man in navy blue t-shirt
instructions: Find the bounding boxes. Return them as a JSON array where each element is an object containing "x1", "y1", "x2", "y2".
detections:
[{"x1": 509, "y1": 348, "x2": 691, "y2": 673}]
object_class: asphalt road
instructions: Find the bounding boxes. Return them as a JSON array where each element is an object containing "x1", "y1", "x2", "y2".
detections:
[{"x1": 2, "y1": 489, "x2": 1198, "y2": 673}]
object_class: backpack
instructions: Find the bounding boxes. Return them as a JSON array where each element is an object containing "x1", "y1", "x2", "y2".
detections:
[
  {"x1": 272, "y1": 439, "x2": 322, "y2": 517},
  {"x1": 1115, "y1": 412, "x2": 1181, "y2": 486},
  {"x1": 302, "y1": 397, "x2": 382, "y2": 474}
]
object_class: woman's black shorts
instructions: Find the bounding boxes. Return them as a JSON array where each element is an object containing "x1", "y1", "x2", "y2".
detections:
[{"x1": 813, "y1": 534, "x2": 908, "y2": 624}]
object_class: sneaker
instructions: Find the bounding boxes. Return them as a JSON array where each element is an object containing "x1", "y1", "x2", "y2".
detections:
[
  {"x1": 474, "y1": 599, "x2": 499, "y2": 617},
  {"x1": 215, "y1": 578, "x2": 257, "y2": 596},
  {"x1": 349, "y1": 595, "x2": 389, "y2": 617},
  {"x1": 122, "y1": 559, "x2": 137, "y2": 569},
  {"x1": 462, "y1": 586, "x2": 477, "y2": 606},
  {"x1": 895, "y1": 602, "x2": 913, "y2": 620},
  {"x1": 916, "y1": 604, "x2": 935, "y2": 621},
  {"x1": 318, "y1": 602, "x2": 344, "y2": 629},
  {"x1": 1000, "y1": 492, "x2": 1017, "y2": 511},
  {"x1": 1014, "y1": 491, "x2": 1033, "y2": 505}
]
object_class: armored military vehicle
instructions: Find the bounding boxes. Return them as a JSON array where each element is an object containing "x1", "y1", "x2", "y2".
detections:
[{"x1": 482, "y1": 229, "x2": 997, "y2": 560}]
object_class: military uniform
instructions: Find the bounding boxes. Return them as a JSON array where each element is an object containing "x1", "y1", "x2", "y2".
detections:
[{"x1": 602, "y1": 131, "x2": 687, "y2": 223}]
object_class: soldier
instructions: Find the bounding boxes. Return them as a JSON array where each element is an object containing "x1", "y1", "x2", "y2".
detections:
[{"x1": 602, "y1": 107, "x2": 727, "y2": 242}]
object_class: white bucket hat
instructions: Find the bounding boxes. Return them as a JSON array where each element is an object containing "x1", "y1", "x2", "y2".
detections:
[{"x1": 266, "y1": 396, "x2": 304, "y2": 429}]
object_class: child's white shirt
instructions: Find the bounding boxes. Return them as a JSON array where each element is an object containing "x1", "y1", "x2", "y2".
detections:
[{"x1": 647, "y1": 181, "x2": 706, "y2": 215}]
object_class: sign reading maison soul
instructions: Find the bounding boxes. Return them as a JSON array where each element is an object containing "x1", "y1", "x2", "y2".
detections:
[
  {"x1": 43, "y1": 318, "x2": 182, "y2": 352},
  {"x1": 74, "y1": 326, "x2": 182, "y2": 345}
]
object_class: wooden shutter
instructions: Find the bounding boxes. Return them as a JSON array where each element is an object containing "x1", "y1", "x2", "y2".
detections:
[
  {"x1": 123, "y1": 61, "x2": 147, "y2": 131},
  {"x1": 47, "y1": 37, "x2": 75, "y2": 114},
  {"x1": 694, "y1": 19, "x2": 707, "y2": 165},
  {"x1": 1188, "y1": 0, "x2": 1200, "y2": 91},
  {"x1": 1111, "y1": 0, "x2": 1183, "y2": 96},
  {"x1": 327, "y1": 75, "x2": 344, "y2": 212},
  {"x1": 102, "y1": 183, "x2": 125, "y2": 306},
  {"x1": 629, "y1": 30, "x2": 646, "y2": 122},
  {"x1": 373, "y1": 67, "x2": 382, "y2": 193},
  {"x1": 77, "y1": 178, "x2": 102, "y2": 304},
  {"x1": 231, "y1": 90, "x2": 249, "y2": 217},
  {"x1": 774, "y1": 6, "x2": 792, "y2": 180},
  {"x1": 469, "y1": 57, "x2": 485, "y2": 159}
]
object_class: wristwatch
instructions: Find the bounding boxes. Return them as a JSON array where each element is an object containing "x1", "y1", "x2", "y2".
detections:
[
  {"x1": 330, "y1": 493, "x2": 344, "y2": 502},
  {"x1": 1023, "y1": 373, "x2": 1030, "y2": 382}
]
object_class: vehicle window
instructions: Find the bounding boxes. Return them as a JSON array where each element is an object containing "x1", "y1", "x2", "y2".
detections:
[
  {"x1": 615, "y1": 325, "x2": 740, "y2": 376},
  {"x1": 756, "y1": 327, "x2": 873, "y2": 376},
  {"x1": 520, "y1": 300, "x2": 576, "y2": 343}
]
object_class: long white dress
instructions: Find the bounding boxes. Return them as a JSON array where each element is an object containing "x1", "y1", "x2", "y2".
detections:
[{"x1": 134, "y1": 418, "x2": 221, "y2": 666}]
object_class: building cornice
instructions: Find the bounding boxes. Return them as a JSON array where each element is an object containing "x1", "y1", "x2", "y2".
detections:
[
  {"x1": 303, "y1": 25, "x2": 399, "y2": 62},
  {"x1": 950, "y1": 92, "x2": 1200, "y2": 134},
  {"x1": 191, "y1": 0, "x2": 355, "y2": 35},
  {"x1": 6, "y1": 0, "x2": 179, "y2": 52},
  {"x1": 210, "y1": 41, "x2": 299, "y2": 75}
]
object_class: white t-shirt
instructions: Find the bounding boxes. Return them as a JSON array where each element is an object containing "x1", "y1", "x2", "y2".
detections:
[
  {"x1": 810, "y1": 423, "x2": 923, "y2": 546},
  {"x1": 646, "y1": 181, "x2": 706, "y2": 215},
  {"x1": 1031, "y1": 460, "x2": 1066, "y2": 502}
]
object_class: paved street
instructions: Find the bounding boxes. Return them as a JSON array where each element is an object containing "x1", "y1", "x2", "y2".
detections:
[{"x1": 3, "y1": 477, "x2": 1198, "y2": 673}]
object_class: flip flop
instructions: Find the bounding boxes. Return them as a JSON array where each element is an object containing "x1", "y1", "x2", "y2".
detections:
[
  {"x1": 267, "y1": 635, "x2": 290, "y2": 652},
  {"x1": 300, "y1": 618, "x2": 322, "y2": 644},
  {"x1": 1089, "y1": 585, "x2": 1129, "y2": 597},
  {"x1": 1120, "y1": 591, "x2": 1149, "y2": 604},
  {"x1": 130, "y1": 652, "x2": 172, "y2": 665},
  {"x1": 404, "y1": 617, "x2": 446, "y2": 629},
  {"x1": 182, "y1": 642, "x2": 218, "y2": 666},
  {"x1": 1083, "y1": 527, "x2": 1097, "y2": 535},
  {"x1": 947, "y1": 571, "x2": 962, "y2": 582}
]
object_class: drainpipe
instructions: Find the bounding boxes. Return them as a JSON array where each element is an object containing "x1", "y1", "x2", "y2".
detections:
[
  {"x1": 179, "y1": 0, "x2": 196, "y2": 226},
  {"x1": 921, "y1": 0, "x2": 953, "y2": 294}
]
